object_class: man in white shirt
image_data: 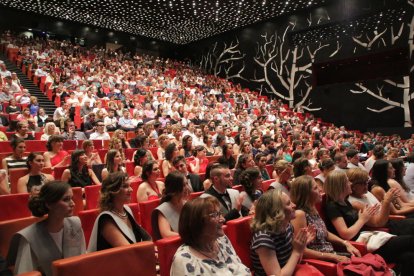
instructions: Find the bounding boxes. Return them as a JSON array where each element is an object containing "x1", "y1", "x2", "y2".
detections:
[
  {"x1": 347, "y1": 149, "x2": 367, "y2": 171},
  {"x1": 89, "y1": 120, "x2": 111, "y2": 140},
  {"x1": 104, "y1": 109, "x2": 118, "y2": 131}
]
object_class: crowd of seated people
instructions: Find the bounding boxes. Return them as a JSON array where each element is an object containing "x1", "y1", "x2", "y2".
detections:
[{"x1": 3, "y1": 30, "x2": 414, "y2": 275}]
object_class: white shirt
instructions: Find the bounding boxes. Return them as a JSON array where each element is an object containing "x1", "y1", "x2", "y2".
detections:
[{"x1": 89, "y1": 132, "x2": 111, "y2": 140}]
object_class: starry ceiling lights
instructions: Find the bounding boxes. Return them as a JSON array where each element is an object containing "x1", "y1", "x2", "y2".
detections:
[
  {"x1": 291, "y1": 7, "x2": 406, "y2": 46},
  {"x1": 0, "y1": 0, "x2": 327, "y2": 44}
]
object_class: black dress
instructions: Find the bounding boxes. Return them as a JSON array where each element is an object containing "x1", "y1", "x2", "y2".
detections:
[{"x1": 97, "y1": 211, "x2": 151, "y2": 251}]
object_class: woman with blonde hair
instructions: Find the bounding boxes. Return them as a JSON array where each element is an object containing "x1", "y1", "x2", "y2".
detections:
[
  {"x1": 113, "y1": 129, "x2": 131, "y2": 149},
  {"x1": 105, "y1": 137, "x2": 126, "y2": 163},
  {"x1": 157, "y1": 134, "x2": 170, "y2": 160},
  {"x1": 40, "y1": 122, "x2": 60, "y2": 141},
  {"x1": 269, "y1": 159, "x2": 293, "y2": 194},
  {"x1": 290, "y1": 175, "x2": 360, "y2": 263},
  {"x1": 324, "y1": 170, "x2": 414, "y2": 276},
  {"x1": 250, "y1": 189, "x2": 316, "y2": 276}
]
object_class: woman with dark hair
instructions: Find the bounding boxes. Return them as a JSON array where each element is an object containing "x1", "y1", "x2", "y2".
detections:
[
  {"x1": 290, "y1": 175, "x2": 360, "y2": 263},
  {"x1": 151, "y1": 171, "x2": 190, "y2": 241},
  {"x1": 17, "y1": 152, "x2": 54, "y2": 195},
  {"x1": 324, "y1": 170, "x2": 414, "y2": 276},
  {"x1": 189, "y1": 145, "x2": 209, "y2": 174},
  {"x1": 6, "y1": 98, "x2": 21, "y2": 114},
  {"x1": 215, "y1": 134, "x2": 227, "y2": 155},
  {"x1": 314, "y1": 158, "x2": 335, "y2": 191},
  {"x1": 102, "y1": 149, "x2": 125, "y2": 181},
  {"x1": 88, "y1": 172, "x2": 150, "y2": 252},
  {"x1": 8, "y1": 181, "x2": 85, "y2": 276},
  {"x1": 171, "y1": 197, "x2": 250, "y2": 275},
  {"x1": 61, "y1": 150, "x2": 100, "y2": 187},
  {"x1": 43, "y1": 135, "x2": 70, "y2": 170},
  {"x1": 292, "y1": 157, "x2": 313, "y2": 178},
  {"x1": 232, "y1": 154, "x2": 254, "y2": 185},
  {"x1": 2, "y1": 138, "x2": 27, "y2": 171},
  {"x1": 179, "y1": 135, "x2": 193, "y2": 158},
  {"x1": 390, "y1": 158, "x2": 414, "y2": 202},
  {"x1": 255, "y1": 153, "x2": 270, "y2": 180},
  {"x1": 82, "y1": 140, "x2": 102, "y2": 166},
  {"x1": 161, "y1": 143, "x2": 179, "y2": 177},
  {"x1": 371, "y1": 159, "x2": 414, "y2": 215},
  {"x1": 217, "y1": 143, "x2": 236, "y2": 169},
  {"x1": 11, "y1": 121, "x2": 35, "y2": 140},
  {"x1": 136, "y1": 160, "x2": 165, "y2": 202},
  {"x1": 105, "y1": 137, "x2": 126, "y2": 163},
  {"x1": 239, "y1": 167, "x2": 263, "y2": 210},
  {"x1": 131, "y1": 135, "x2": 155, "y2": 161},
  {"x1": 203, "y1": 134, "x2": 219, "y2": 156},
  {"x1": 133, "y1": 148, "x2": 148, "y2": 177}
]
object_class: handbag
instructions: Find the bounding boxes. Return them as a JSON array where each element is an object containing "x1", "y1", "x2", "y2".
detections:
[{"x1": 337, "y1": 253, "x2": 393, "y2": 276}]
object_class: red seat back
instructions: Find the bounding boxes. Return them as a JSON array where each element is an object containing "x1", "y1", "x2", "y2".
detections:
[
  {"x1": 125, "y1": 148, "x2": 137, "y2": 161},
  {"x1": 0, "y1": 193, "x2": 31, "y2": 221},
  {"x1": 189, "y1": 191, "x2": 203, "y2": 199},
  {"x1": 225, "y1": 216, "x2": 253, "y2": 268},
  {"x1": 25, "y1": 140, "x2": 47, "y2": 152},
  {"x1": 78, "y1": 209, "x2": 99, "y2": 247},
  {"x1": 84, "y1": 185, "x2": 102, "y2": 210},
  {"x1": 265, "y1": 164, "x2": 273, "y2": 178},
  {"x1": 54, "y1": 166, "x2": 69, "y2": 180},
  {"x1": 72, "y1": 187, "x2": 84, "y2": 215},
  {"x1": 261, "y1": 179, "x2": 274, "y2": 192},
  {"x1": 155, "y1": 236, "x2": 182, "y2": 276},
  {"x1": 138, "y1": 198, "x2": 160, "y2": 239}
]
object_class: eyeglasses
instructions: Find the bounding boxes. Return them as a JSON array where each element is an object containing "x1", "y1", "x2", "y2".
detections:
[
  {"x1": 208, "y1": 211, "x2": 223, "y2": 219},
  {"x1": 97, "y1": 124, "x2": 105, "y2": 127}
]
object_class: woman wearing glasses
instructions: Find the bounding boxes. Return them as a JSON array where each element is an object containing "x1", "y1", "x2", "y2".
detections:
[{"x1": 171, "y1": 197, "x2": 250, "y2": 276}]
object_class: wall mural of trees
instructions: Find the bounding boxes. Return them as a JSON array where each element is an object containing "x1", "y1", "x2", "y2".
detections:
[{"x1": 193, "y1": 0, "x2": 413, "y2": 130}]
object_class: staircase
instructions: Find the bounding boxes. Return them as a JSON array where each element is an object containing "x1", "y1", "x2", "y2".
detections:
[{"x1": 0, "y1": 54, "x2": 57, "y2": 116}]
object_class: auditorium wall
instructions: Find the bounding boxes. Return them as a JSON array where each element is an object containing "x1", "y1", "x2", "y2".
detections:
[{"x1": 178, "y1": 0, "x2": 414, "y2": 131}]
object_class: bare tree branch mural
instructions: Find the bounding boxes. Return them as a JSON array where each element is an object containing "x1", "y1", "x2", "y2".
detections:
[
  {"x1": 352, "y1": 28, "x2": 387, "y2": 50},
  {"x1": 351, "y1": 76, "x2": 412, "y2": 127},
  {"x1": 199, "y1": 39, "x2": 246, "y2": 80},
  {"x1": 251, "y1": 23, "x2": 340, "y2": 111}
]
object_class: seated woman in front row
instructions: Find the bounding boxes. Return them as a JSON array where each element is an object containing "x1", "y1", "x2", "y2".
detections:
[
  {"x1": 61, "y1": 150, "x2": 100, "y2": 187},
  {"x1": 250, "y1": 189, "x2": 317, "y2": 276},
  {"x1": 151, "y1": 171, "x2": 190, "y2": 241},
  {"x1": 136, "y1": 160, "x2": 165, "y2": 203},
  {"x1": 290, "y1": 175, "x2": 360, "y2": 263},
  {"x1": 8, "y1": 181, "x2": 86, "y2": 276},
  {"x1": 88, "y1": 172, "x2": 151, "y2": 252},
  {"x1": 171, "y1": 197, "x2": 251, "y2": 276},
  {"x1": 17, "y1": 152, "x2": 54, "y2": 195}
]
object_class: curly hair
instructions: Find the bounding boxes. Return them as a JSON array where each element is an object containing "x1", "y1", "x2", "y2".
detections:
[
  {"x1": 251, "y1": 189, "x2": 287, "y2": 233},
  {"x1": 46, "y1": 135, "x2": 64, "y2": 151},
  {"x1": 109, "y1": 137, "x2": 125, "y2": 160},
  {"x1": 99, "y1": 171, "x2": 129, "y2": 212},
  {"x1": 29, "y1": 181, "x2": 71, "y2": 217}
]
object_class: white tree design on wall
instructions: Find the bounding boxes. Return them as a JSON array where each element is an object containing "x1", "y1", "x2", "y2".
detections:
[
  {"x1": 200, "y1": 39, "x2": 246, "y2": 81},
  {"x1": 350, "y1": 4, "x2": 414, "y2": 127},
  {"x1": 251, "y1": 22, "x2": 341, "y2": 111}
]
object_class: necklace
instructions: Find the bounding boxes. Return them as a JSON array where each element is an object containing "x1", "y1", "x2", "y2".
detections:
[
  {"x1": 111, "y1": 209, "x2": 127, "y2": 219},
  {"x1": 193, "y1": 242, "x2": 219, "y2": 261}
]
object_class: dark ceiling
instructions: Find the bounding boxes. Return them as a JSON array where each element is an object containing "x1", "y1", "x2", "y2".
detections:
[{"x1": 0, "y1": 0, "x2": 329, "y2": 44}]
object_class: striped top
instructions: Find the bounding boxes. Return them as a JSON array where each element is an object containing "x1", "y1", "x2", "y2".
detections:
[
  {"x1": 4, "y1": 156, "x2": 28, "y2": 170},
  {"x1": 250, "y1": 224, "x2": 293, "y2": 276}
]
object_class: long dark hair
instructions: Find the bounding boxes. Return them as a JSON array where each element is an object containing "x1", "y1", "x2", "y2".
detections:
[
  {"x1": 390, "y1": 158, "x2": 410, "y2": 192},
  {"x1": 371, "y1": 159, "x2": 391, "y2": 192},
  {"x1": 70, "y1": 150, "x2": 88, "y2": 175},
  {"x1": 161, "y1": 171, "x2": 186, "y2": 204}
]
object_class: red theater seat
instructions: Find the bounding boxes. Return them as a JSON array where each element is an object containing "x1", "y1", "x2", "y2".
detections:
[
  {"x1": 155, "y1": 236, "x2": 182, "y2": 276},
  {"x1": 84, "y1": 185, "x2": 101, "y2": 210},
  {"x1": 0, "y1": 193, "x2": 31, "y2": 221},
  {"x1": 138, "y1": 198, "x2": 160, "y2": 239}
]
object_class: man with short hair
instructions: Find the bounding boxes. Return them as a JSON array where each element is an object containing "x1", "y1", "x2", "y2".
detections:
[
  {"x1": 104, "y1": 109, "x2": 118, "y2": 132},
  {"x1": 334, "y1": 153, "x2": 348, "y2": 172},
  {"x1": 89, "y1": 120, "x2": 111, "y2": 140},
  {"x1": 201, "y1": 164, "x2": 247, "y2": 222},
  {"x1": 347, "y1": 149, "x2": 367, "y2": 171},
  {"x1": 250, "y1": 136, "x2": 262, "y2": 157},
  {"x1": 192, "y1": 127, "x2": 204, "y2": 147},
  {"x1": 61, "y1": 119, "x2": 87, "y2": 140},
  {"x1": 172, "y1": 155, "x2": 202, "y2": 192}
]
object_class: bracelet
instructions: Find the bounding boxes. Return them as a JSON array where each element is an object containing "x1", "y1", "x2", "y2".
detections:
[{"x1": 343, "y1": 240, "x2": 349, "y2": 245}]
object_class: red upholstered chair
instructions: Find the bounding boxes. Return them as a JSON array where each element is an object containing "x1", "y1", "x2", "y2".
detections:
[
  {"x1": 261, "y1": 179, "x2": 274, "y2": 192},
  {"x1": 225, "y1": 216, "x2": 253, "y2": 268},
  {"x1": 84, "y1": 185, "x2": 101, "y2": 210},
  {"x1": 265, "y1": 164, "x2": 273, "y2": 178},
  {"x1": 0, "y1": 193, "x2": 31, "y2": 221},
  {"x1": 149, "y1": 147, "x2": 158, "y2": 160},
  {"x1": 25, "y1": 140, "x2": 47, "y2": 152},
  {"x1": 125, "y1": 161, "x2": 135, "y2": 176},
  {"x1": 53, "y1": 166, "x2": 69, "y2": 180},
  {"x1": 19, "y1": 271, "x2": 42, "y2": 276},
  {"x1": 155, "y1": 236, "x2": 183, "y2": 276},
  {"x1": 232, "y1": 185, "x2": 243, "y2": 192},
  {"x1": 92, "y1": 140, "x2": 104, "y2": 150},
  {"x1": 78, "y1": 208, "x2": 99, "y2": 247},
  {"x1": 71, "y1": 187, "x2": 84, "y2": 215},
  {"x1": 129, "y1": 178, "x2": 143, "y2": 203},
  {"x1": 125, "y1": 148, "x2": 137, "y2": 161},
  {"x1": 98, "y1": 149, "x2": 107, "y2": 163},
  {"x1": 63, "y1": 140, "x2": 78, "y2": 151},
  {"x1": 0, "y1": 216, "x2": 45, "y2": 258},
  {"x1": 0, "y1": 141, "x2": 12, "y2": 152},
  {"x1": 138, "y1": 198, "x2": 160, "y2": 239},
  {"x1": 52, "y1": 241, "x2": 157, "y2": 276},
  {"x1": 189, "y1": 191, "x2": 203, "y2": 200}
]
